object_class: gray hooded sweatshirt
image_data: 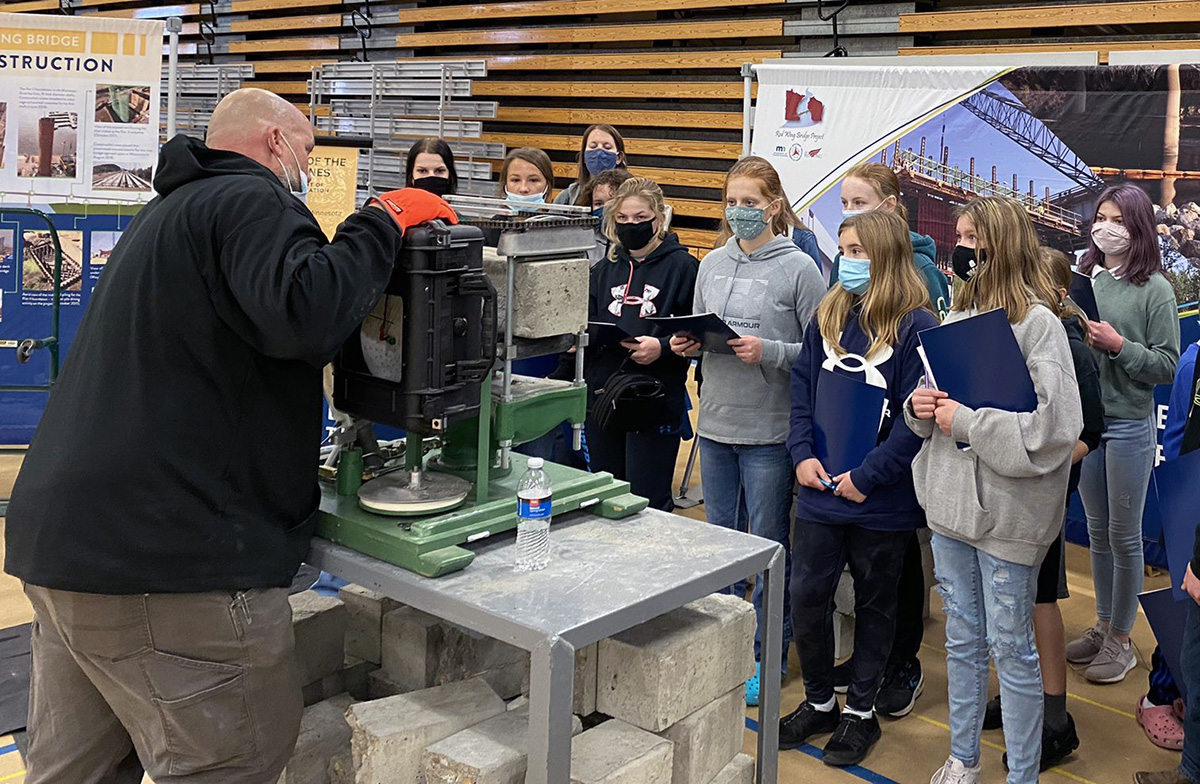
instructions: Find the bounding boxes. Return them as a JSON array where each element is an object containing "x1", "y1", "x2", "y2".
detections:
[
  {"x1": 695, "y1": 235, "x2": 825, "y2": 444},
  {"x1": 903, "y1": 303, "x2": 1083, "y2": 567}
]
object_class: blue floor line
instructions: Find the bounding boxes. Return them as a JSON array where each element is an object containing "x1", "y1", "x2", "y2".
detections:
[
  {"x1": 0, "y1": 743, "x2": 17, "y2": 756},
  {"x1": 745, "y1": 717, "x2": 901, "y2": 784}
]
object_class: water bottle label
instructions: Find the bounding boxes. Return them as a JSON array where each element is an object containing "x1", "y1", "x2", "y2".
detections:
[{"x1": 518, "y1": 495, "x2": 552, "y2": 520}]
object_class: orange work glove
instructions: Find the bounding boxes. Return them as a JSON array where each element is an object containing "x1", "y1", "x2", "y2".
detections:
[{"x1": 369, "y1": 187, "x2": 458, "y2": 234}]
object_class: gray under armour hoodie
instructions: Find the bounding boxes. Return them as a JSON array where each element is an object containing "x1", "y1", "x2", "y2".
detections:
[{"x1": 695, "y1": 234, "x2": 826, "y2": 444}]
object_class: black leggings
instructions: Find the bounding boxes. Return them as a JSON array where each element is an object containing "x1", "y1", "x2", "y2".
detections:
[{"x1": 584, "y1": 418, "x2": 680, "y2": 512}]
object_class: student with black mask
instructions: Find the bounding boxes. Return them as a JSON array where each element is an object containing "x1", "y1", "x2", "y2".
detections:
[
  {"x1": 586, "y1": 177, "x2": 698, "y2": 511},
  {"x1": 405, "y1": 137, "x2": 458, "y2": 197}
]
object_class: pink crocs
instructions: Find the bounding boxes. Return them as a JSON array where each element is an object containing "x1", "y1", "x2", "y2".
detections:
[{"x1": 1138, "y1": 695, "x2": 1185, "y2": 751}]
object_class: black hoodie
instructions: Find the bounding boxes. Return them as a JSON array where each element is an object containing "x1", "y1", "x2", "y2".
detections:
[
  {"x1": 5, "y1": 135, "x2": 403, "y2": 594},
  {"x1": 586, "y1": 235, "x2": 698, "y2": 430}
]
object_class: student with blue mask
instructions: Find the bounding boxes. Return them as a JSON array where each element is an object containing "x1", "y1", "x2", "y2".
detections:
[
  {"x1": 671, "y1": 156, "x2": 825, "y2": 707},
  {"x1": 829, "y1": 161, "x2": 949, "y2": 720},
  {"x1": 555, "y1": 124, "x2": 628, "y2": 207},
  {"x1": 500, "y1": 147, "x2": 553, "y2": 210},
  {"x1": 781, "y1": 210, "x2": 937, "y2": 767},
  {"x1": 578, "y1": 168, "x2": 634, "y2": 267}
]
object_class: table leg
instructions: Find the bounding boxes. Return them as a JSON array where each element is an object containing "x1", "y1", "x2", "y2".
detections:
[
  {"x1": 757, "y1": 544, "x2": 784, "y2": 784},
  {"x1": 525, "y1": 636, "x2": 577, "y2": 784}
]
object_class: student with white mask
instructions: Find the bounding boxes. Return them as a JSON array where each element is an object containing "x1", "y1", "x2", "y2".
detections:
[
  {"x1": 831, "y1": 163, "x2": 949, "y2": 319},
  {"x1": 671, "y1": 156, "x2": 824, "y2": 707},
  {"x1": 1069, "y1": 183, "x2": 1180, "y2": 685}
]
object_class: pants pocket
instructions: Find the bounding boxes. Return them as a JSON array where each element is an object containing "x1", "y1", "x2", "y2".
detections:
[{"x1": 140, "y1": 651, "x2": 257, "y2": 775}]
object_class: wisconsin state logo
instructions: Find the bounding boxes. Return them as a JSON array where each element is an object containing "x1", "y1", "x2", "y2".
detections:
[{"x1": 784, "y1": 90, "x2": 825, "y2": 127}]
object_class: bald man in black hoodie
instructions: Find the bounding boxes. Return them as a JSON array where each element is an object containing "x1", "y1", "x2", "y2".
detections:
[{"x1": 4, "y1": 88, "x2": 455, "y2": 783}]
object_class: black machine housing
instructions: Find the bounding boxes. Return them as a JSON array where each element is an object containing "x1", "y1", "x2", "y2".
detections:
[{"x1": 333, "y1": 221, "x2": 497, "y2": 436}]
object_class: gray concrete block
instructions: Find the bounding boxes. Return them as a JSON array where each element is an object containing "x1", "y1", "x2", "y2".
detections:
[
  {"x1": 302, "y1": 670, "x2": 347, "y2": 708},
  {"x1": 422, "y1": 705, "x2": 583, "y2": 784},
  {"x1": 834, "y1": 611, "x2": 855, "y2": 662},
  {"x1": 279, "y1": 694, "x2": 355, "y2": 784},
  {"x1": 575, "y1": 643, "x2": 598, "y2": 716},
  {"x1": 570, "y1": 719, "x2": 674, "y2": 784},
  {"x1": 345, "y1": 678, "x2": 505, "y2": 784},
  {"x1": 658, "y1": 688, "x2": 743, "y2": 784},
  {"x1": 710, "y1": 754, "x2": 754, "y2": 784},
  {"x1": 340, "y1": 584, "x2": 403, "y2": 665},
  {"x1": 597, "y1": 594, "x2": 756, "y2": 732},
  {"x1": 483, "y1": 249, "x2": 589, "y2": 339},
  {"x1": 291, "y1": 591, "x2": 350, "y2": 685},
  {"x1": 382, "y1": 607, "x2": 529, "y2": 699}
]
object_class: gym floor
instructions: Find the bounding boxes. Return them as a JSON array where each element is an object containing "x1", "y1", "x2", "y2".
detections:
[{"x1": 0, "y1": 390, "x2": 1183, "y2": 784}]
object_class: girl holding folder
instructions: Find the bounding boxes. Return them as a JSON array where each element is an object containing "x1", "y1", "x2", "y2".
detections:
[
  {"x1": 779, "y1": 210, "x2": 936, "y2": 767},
  {"x1": 1070, "y1": 183, "x2": 1181, "y2": 685},
  {"x1": 907, "y1": 196, "x2": 1082, "y2": 784},
  {"x1": 669, "y1": 156, "x2": 825, "y2": 706}
]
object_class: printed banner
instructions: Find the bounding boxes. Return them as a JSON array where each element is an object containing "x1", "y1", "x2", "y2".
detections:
[
  {"x1": 750, "y1": 63, "x2": 1010, "y2": 213},
  {"x1": 0, "y1": 13, "x2": 162, "y2": 202},
  {"x1": 307, "y1": 145, "x2": 359, "y2": 240}
]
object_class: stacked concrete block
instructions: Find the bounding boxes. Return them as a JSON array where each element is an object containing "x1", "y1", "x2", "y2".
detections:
[
  {"x1": 657, "y1": 687, "x2": 743, "y2": 784},
  {"x1": 597, "y1": 594, "x2": 756, "y2": 732},
  {"x1": 482, "y1": 249, "x2": 589, "y2": 339},
  {"x1": 291, "y1": 591, "x2": 350, "y2": 685},
  {"x1": 366, "y1": 668, "x2": 406, "y2": 700},
  {"x1": 344, "y1": 677, "x2": 505, "y2": 784},
  {"x1": 339, "y1": 584, "x2": 402, "y2": 665},
  {"x1": 833, "y1": 568, "x2": 855, "y2": 661},
  {"x1": 574, "y1": 643, "x2": 599, "y2": 717},
  {"x1": 279, "y1": 694, "x2": 355, "y2": 784},
  {"x1": 382, "y1": 606, "x2": 529, "y2": 699},
  {"x1": 710, "y1": 755, "x2": 755, "y2": 784},
  {"x1": 343, "y1": 656, "x2": 379, "y2": 702},
  {"x1": 422, "y1": 705, "x2": 583, "y2": 784},
  {"x1": 570, "y1": 719, "x2": 674, "y2": 784}
]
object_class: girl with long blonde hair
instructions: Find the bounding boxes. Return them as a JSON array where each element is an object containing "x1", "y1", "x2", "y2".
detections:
[
  {"x1": 779, "y1": 210, "x2": 937, "y2": 766},
  {"x1": 670, "y1": 155, "x2": 824, "y2": 707},
  {"x1": 908, "y1": 196, "x2": 1083, "y2": 784}
]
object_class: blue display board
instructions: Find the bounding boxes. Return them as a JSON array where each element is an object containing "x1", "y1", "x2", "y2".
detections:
[{"x1": 0, "y1": 207, "x2": 135, "y2": 444}]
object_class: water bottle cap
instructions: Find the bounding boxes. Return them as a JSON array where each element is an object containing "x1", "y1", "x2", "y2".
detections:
[{"x1": 527, "y1": 457, "x2": 544, "y2": 469}]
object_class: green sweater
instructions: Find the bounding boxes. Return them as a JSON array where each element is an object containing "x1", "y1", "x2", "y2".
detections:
[{"x1": 1093, "y1": 271, "x2": 1180, "y2": 419}]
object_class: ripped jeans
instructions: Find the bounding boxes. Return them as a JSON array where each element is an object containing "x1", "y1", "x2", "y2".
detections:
[{"x1": 931, "y1": 534, "x2": 1042, "y2": 784}]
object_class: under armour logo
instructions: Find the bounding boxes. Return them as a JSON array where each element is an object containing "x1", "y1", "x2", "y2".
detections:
[{"x1": 609, "y1": 283, "x2": 660, "y2": 318}]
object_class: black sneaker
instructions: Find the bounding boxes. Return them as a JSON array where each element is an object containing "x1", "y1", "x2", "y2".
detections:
[
  {"x1": 983, "y1": 694, "x2": 1003, "y2": 730},
  {"x1": 1002, "y1": 713, "x2": 1080, "y2": 772},
  {"x1": 779, "y1": 701, "x2": 841, "y2": 750},
  {"x1": 875, "y1": 658, "x2": 924, "y2": 718},
  {"x1": 822, "y1": 714, "x2": 882, "y2": 767},
  {"x1": 833, "y1": 660, "x2": 851, "y2": 694}
]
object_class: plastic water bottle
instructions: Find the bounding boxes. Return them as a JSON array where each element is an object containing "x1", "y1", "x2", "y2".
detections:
[{"x1": 515, "y1": 457, "x2": 552, "y2": 571}]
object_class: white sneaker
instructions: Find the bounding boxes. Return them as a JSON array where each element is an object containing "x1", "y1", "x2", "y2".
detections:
[{"x1": 930, "y1": 757, "x2": 982, "y2": 784}]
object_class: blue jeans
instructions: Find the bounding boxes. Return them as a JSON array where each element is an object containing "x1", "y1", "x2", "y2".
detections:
[
  {"x1": 1080, "y1": 416, "x2": 1156, "y2": 635},
  {"x1": 1180, "y1": 601, "x2": 1200, "y2": 782},
  {"x1": 932, "y1": 534, "x2": 1042, "y2": 783},
  {"x1": 699, "y1": 437, "x2": 793, "y2": 672}
]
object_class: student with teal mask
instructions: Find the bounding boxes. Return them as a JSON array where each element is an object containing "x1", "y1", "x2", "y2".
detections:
[
  {"x1": 671, "y1": 156, "x2": 825, "y2": 707},
  {"x1": 555, "y1": 124, "x2": 628, "y2": 207}
]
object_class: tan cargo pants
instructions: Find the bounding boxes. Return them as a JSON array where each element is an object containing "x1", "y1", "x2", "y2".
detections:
[{"x1": 23, "y1": 584, "x2": 303, "y2": 784}]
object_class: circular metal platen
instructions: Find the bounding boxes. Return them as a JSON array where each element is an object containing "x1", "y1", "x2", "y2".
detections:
[{"x1": 357, "y1": 470, "x2": 471, "y2": 516}]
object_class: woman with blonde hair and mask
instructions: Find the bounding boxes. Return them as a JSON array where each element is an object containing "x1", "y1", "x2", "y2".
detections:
[
  {"x1": 585, "y1": 177, "x2": 697, "y2": 510},
  {"x1": 671, "y1": 155, "x2": 824, "y2": 706},
  {"x1": 908, "y1": 196, "x2": 1082, "y2": 784}
]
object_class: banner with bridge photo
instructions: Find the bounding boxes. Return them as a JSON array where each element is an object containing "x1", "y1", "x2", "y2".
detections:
[
  {"x1": 0, "y1": 13, "x2": 162, "y2": 202},
  {"x1": 753, "y1": 61, "x2": 1200, "y2": 566}
]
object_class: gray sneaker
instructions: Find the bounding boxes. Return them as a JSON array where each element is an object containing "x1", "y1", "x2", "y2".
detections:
[
  {"x1": 1085, "y1": 635, "x2": 1136, "y2": 683},
  {"x1": 1066, "y1": 625, "x2": 1106, "y2": 664},
  {"x1": 930, "y1": 757, "x2": 982, "y2": 784}
]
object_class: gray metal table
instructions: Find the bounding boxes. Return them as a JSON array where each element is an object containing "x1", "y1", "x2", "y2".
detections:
[{"x1": 308, "y1": 506, "x2": 784, "y2": 784}]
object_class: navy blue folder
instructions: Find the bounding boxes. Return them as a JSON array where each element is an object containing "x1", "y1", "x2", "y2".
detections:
[
  {"x1": 917, "y1": 308, "x2": 1037, "y2": 413},
  {"x1": 1154, "y1": 447, "x2": 1200, "y2": 602},
  {"x1": 1139, "y1": 587, "x2": 1190, "y2": 702},
  {"x1": 813, "y1": 368, "x2": 887, "y2": 476},
  {"x1": 647, "y1": 312, "x2": 740, "y2": 355},
  {"x1": 587, "y1": 317, "x2": 655, "y2": 348},
  {"x1": 1069, "y1": 271, "x2": 1100, "y2": 322}
]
